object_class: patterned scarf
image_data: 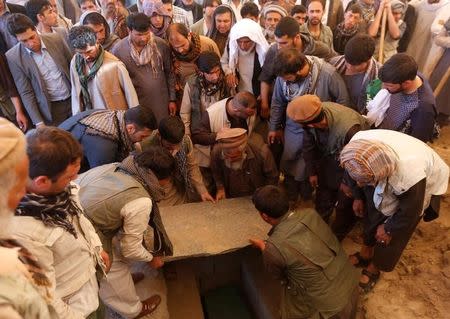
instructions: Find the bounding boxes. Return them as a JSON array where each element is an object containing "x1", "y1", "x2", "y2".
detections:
[
  {"x1": 80, "y1": 110, "x2": 134, "y2": 161},
  {"x1": 281, "y1": 57, "x2": 322, "y2": 102},
  {"x1": 335, "y1": 21, "x2": 359, "y2": 37},
  {"x1": 358, "y1": 0, "x2": 375, "y2": 24},
  {"x1": 0, "y1": 238, "x2": 52, "y2": 300},
  {"x1": 75, "y1": 45, "x2": 105, "y2": 111},
  {"x1": 340, "y1": 139, "x2": 398, "y2": 185},
  {"x1": 173, "y1": 137, "x2": 196, "y2": 198},
  {"x1": 129, "y1": 34, "x2": 163, "y2": 78},
  {"x1": 198, "y1": 71, "x2": 226, "y2": 96},
  {"x1": 118, "y1": 155, "x2": 173, "y2": 256},
  {"x1": 15, "y1": 186, "x2": 82, "y2": 238},
  {"x1": 379, "y1": 91, "x2": 419, "y2": 131},
  {"x1": 172, "y1": 31, "x2": 202, "y2": 63}
]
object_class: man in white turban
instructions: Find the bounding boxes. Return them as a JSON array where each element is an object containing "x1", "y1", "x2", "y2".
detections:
[{"x1": 221, "y1": 18, "x2": 269, "y2": 96}]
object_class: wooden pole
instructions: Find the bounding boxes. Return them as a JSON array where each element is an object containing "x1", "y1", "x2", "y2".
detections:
[
  {"x1": 434, "y1": 66, "x2": 450, "y2": 97},
  {"x1": 378, "y1": 7, "x2": 388, "y2": 64}
]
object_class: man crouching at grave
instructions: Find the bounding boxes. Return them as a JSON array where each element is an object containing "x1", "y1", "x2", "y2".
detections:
[
  {"x1": 211, "y1": 128, "x2": 279, "y2": 201},
  {"x1": 250, "y1": 185, "x2": 359, "y2": 319},
  {"x1": 76, "y1": 146, "x2": 175, "y2": 318},
  {"x1": 140, "y1": 116, "x2": 214, "y2": 204}
]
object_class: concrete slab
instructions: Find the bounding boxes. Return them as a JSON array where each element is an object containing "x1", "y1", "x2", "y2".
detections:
[{"x1": 158, "y1": 197, "x2": 271, "y2": 261}]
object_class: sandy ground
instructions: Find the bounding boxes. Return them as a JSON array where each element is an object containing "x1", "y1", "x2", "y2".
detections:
[{"x1": 347, "y1": 125, "x2": 450, "y2": 319}]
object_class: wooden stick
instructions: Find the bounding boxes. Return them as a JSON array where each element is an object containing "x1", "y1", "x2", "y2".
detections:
[
  {"x1": 378, "y1": 7, "x2": 388, "y2": 64},
  {"x1": 434, "y1": 66, "x2": 450, "y2": 97}
]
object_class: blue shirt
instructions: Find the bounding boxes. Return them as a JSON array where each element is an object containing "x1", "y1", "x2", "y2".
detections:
[{"x1": 27, "y1": 40, "x2": 70, "y2": 102}]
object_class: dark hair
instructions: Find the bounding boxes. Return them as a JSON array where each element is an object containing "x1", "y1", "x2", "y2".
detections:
[
  {"x1": 252, "y1": 186, "x2": 289, "y2": 218},
  {"x1": 203, "y1": 0, "x2": 221, "y2": 9},
  {"x1": 7, "y1": 13, "x2": 36, "y2": 36},
  {"x1": 124, "y1": 106, "x2": 157, "y2": 130},
  {"x1": 274, "y1": 48, "x2": 307, "y2": 76},
  {"x1": 77, "y1": 0, "x2": 95, "y2": 7},
  {"x1": 25, "y1": 0, "x2": 52, "y2": 25},
  {"x1": 69, "y1": 25, "x2": 97, "y2": 49},
  {"x1": 197, "y1": 51, "x2": 221, "y2": 73},
  {"x1": 233, "y1": 91, "x2": 256, "y2": 109},
  {"x1": 344, "y1": 34, "x2": 375, "y2": 65},
  {"x1": 167, "y1": 23, "x2": 190, "y2": 39},
  {"x1": 274, "y1": 16, "x2": 300, "y2": 39},
  {"x1": 161, "y1": 0, "x2": 172, "y2": 5},
  {"x1": 134, "y1": 146, "x2": 175, "y2": 180},
  {"x1": 346, "y1": 3, "x2": 362, "y2": 15},
  {"x1": 159, "y1": 116, "x2": 185, "y2": 144},
  {"x1": 27, "y1": 127, "x2": 83, "y2": 181},
  {"x1": 214, "y1": 4, "x2": 233, "y2": 17},
  {"x1": 82, "y1": 11, "x2": 107, "y2": 26},
  {"x1": 241, "y1": 2, "x2": 259, "y2": 18},
  {"x1": 306, "y1": 0, "x2": 324, "y2": 10},
  {"x1": 291, "y1": 4, "x2": 306, "y2": 16},
  {"x1": 379, "y1": 53, "x2": 418, "y2": 84},
  {"x1": 126, "y1": 12, "x2": 151, "y2": 31}
]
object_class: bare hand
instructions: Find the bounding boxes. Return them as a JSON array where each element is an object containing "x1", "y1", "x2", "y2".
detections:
[
  {"x1": 375, "y1": 224, "x2": 392, "y2": 245},
  {"x1": 339, "y1": 183, "x2": 353, "y2": 198},
  {"x1": 309, "y1": 175, "x2": 318, "y2": 189},
  {"x1": 16, "y1": 111, "x2": 29, "y2": 132},
  {"x1": 201, "y1": 191, "x2": 215, "y2": 203},
  {"x1": 260, "y1": 103, "x2": 270, "y2": 119},
  {"x1": 168, "y1": 102, "x2": 177, "y2": 116},
  {"x1": 148, "y1": 256, "x2": 164, "y2": 269},
  {"x1": 268, "y1": 130, "x2": 283, "y2": 144},
  {"x1": 215, "y1": 188, "x2": 226, "y2": 201},
  {"x1": 225, "y1": 74, "x2": 238, "y2": 88},
  {"x1": 249, "y1": 238, "x2": 266, "y2": 251},
  {"x1": 100, "y1": 250, "x2": 111, "y2": 273},
  {"x1": 353, "y1": 199, "x2": 365, "y2": 217}
]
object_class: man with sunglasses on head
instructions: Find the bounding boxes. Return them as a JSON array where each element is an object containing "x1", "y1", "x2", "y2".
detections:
[{"x1": 268, "y1": 48, "x2": 349, "y2": 205}]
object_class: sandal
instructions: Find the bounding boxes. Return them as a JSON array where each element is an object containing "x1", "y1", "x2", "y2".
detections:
[
  {"x1": 135, "y1": 295, "x2": 161, "y2": 318},
  {"x1": 359, "y1": 269, "x2": 380, "y2": 293},
  {"x1": 349, "y1": 252, "x2": 371, "y2": 268}
]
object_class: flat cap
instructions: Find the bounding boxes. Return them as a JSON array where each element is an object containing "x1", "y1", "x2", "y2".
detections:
[{"x1": 286, "y1": 94, "x2": 322, "y2": 123}]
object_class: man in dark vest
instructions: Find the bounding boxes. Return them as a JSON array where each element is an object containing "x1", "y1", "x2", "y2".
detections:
[
  {"x1": 59, "y1": 105, "x2": 157, "y2": 172},
  {"x1": 250, "y1": 185, "x2": 359, "y2": 319},
  {"x1": 286, "y1": 94, "x2": 369, "y2": 238},
  {"x1": 76, "y1": 146, "x2": 174, "y2": 319}
]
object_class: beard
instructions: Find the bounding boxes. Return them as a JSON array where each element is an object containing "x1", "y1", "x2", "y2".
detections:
[{"x1": 238, "y1": 43, "x2": 256, "y2": 56}]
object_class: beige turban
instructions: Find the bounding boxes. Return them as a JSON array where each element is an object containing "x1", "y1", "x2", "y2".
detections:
[
  {"x1": 340, "y1": 139, "x2": 398, "y2": 185},
  {"x1": 0, "y1": 118, "x2": 26, "y2": 174},
  {"x1": 286, "y1": 95, "x2": 322, "y2": 124},
  {"x1": 216, "y1": 128, "x2": 248, "y2": 150}
]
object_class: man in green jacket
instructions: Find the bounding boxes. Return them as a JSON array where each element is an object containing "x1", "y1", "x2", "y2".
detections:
[{"x1": 250, "y1": 185, "x2": 359, "y2": 319}]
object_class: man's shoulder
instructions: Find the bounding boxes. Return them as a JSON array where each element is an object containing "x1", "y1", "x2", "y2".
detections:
[
  {"x1": 199, "y1": 35, "x2": 217, "y2": 48},
  {"x1": 10, "y1": 215, "x2": 62, "y2": 245},
  {"x1": 111, "y1": 36, "x2": 130, "y2": 54},
  {"x1": 5, "y1": 43, "x2": 23, "y2": 60}
]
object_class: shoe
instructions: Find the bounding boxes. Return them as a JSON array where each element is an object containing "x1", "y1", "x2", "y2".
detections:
[
  {"x1": 134, "y1": 295, "x2": 161, "y2": 318},
  {"x1": 359, "y1": 269, "x2": 380, "y2": 293}
]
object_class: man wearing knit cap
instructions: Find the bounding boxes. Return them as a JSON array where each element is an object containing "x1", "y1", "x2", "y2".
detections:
[
  {"x1": 0, "y1": 118, "x2": 57, "y2": 318},
  {"x1": 339, "y1": 130, "x2": 448, "y2": 292},
  {"x1": 191, "y1": 90, "x2": 257, "y2": 168},
  {"x1": 287, "y1": 94, "x2": 369, "y2": 238},
  {"x1": 269, "y1": 48, "x2": 349, "y2": 204},
  {"x1": 211, "y1": 128, "x2": 279, "y2": 200},
  {"x1": 262, "y1": 3, "x2": 287, "y2": 44}
]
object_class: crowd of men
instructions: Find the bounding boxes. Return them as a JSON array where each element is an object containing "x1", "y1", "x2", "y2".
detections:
[{"x1": 0, "y1": 0, "x2": 449, "y2": 318}]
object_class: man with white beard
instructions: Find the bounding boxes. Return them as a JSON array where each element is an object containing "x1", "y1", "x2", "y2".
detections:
[
  {"x1": 221, "y1": 18, "x2": 269, "y2": 97},
  {"x1": 0, "y1": 118, "x2": 57, "y2": 318}
]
